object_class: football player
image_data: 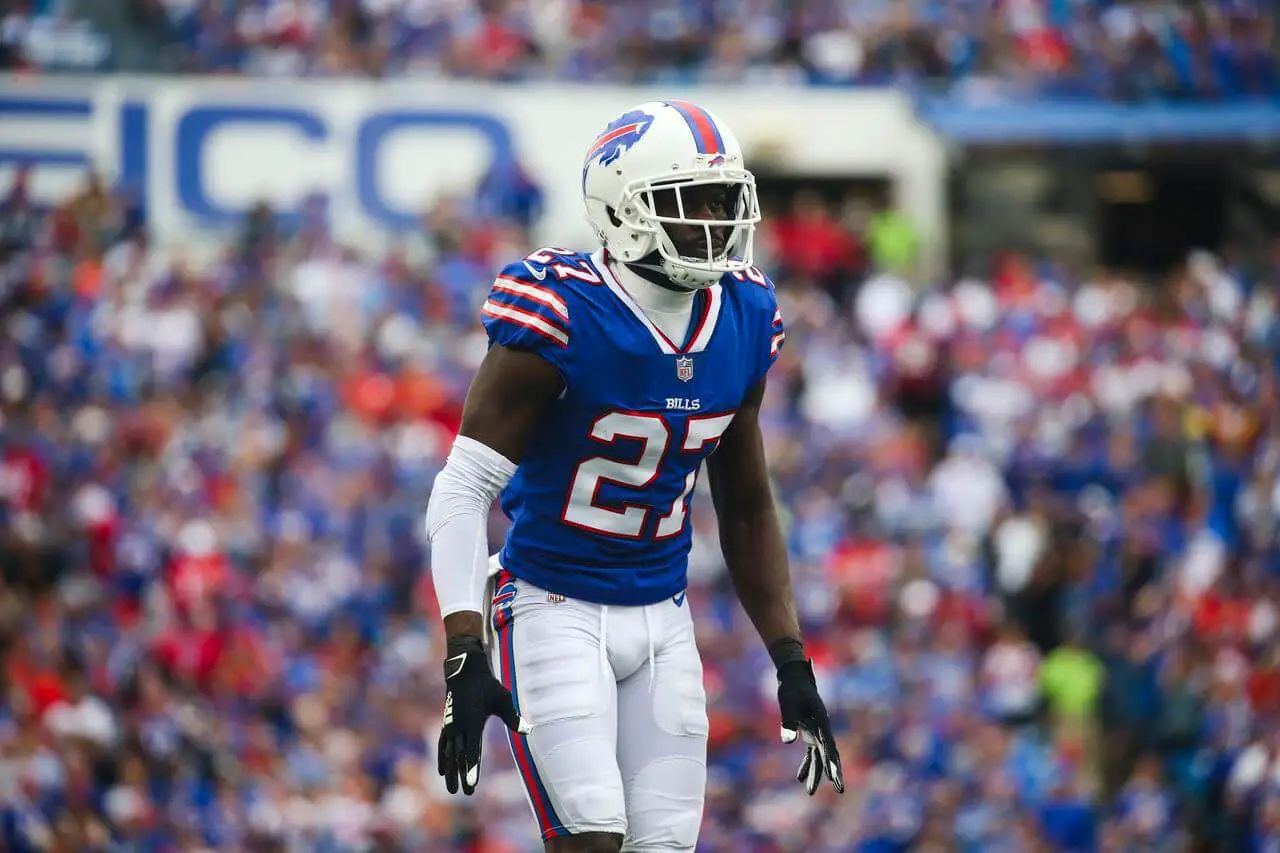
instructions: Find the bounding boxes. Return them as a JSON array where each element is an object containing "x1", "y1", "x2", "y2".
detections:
[{"x1": 426, "y1": 100, "x2": 843, "y2": 852}]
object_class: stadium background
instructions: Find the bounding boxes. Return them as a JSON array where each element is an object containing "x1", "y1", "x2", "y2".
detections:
[{"x1": 1, "y1": 1, "x2": 1279, "y2": 850}]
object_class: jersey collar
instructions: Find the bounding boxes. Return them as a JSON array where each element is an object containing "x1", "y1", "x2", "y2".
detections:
[{"x1": 590, "y1": 249, "x2": 722, "y2": 356}]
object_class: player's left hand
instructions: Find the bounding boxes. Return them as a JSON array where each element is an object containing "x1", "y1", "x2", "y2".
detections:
[{"x1": 777, "y1": 659, "x2": 845, "y2": 796}]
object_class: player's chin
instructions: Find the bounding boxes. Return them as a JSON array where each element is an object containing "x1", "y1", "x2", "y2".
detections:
[
  {"x1": 674, "y1": 242, "x2": 728, "y2": 263},
  {"x1": 670, "y1": 231, "x2": 727, "y2": 259}
]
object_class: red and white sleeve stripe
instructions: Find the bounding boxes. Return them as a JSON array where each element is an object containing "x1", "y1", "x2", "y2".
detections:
[
  {"x1": 491, "y1": 276, "x2": 570, "y2": 322},
  {"x1": 481, "y1": 300, "x2": 570, "y2": 347}
]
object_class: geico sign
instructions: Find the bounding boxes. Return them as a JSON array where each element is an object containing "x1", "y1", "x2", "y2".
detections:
[{"x1": 0, "y1": 92, "x2": 515, "y2": 230}]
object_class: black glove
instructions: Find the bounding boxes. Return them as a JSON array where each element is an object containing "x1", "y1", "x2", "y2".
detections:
[
  {"x1": 772, "y1": 639, "x2": 845, "y2": 796},
  {"x1": 438, "y1": 635, "x2": 530, "y2": 795}
]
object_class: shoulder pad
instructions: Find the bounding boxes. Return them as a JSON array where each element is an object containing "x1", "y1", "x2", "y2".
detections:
[{"x1": 482, "y1": 248, "x2": 599, "y2": 353}]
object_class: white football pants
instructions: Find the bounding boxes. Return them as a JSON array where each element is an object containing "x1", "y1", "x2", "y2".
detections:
[{"x1": 488, "y1": 561, "x2": 708, "y2": 851}]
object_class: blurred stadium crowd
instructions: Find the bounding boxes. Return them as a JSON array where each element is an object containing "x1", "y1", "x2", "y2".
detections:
[
  {"x1": 0, "y1": 0, "x2": 1277, "y2": 99},
  {"x1": 1, "y1": 152, "x2": 1279, "y2": 851}
]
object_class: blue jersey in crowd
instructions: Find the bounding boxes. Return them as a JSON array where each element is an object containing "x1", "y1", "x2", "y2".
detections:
[{"x1": 481, "y1": 247, "x2": 784, "y2": 605}]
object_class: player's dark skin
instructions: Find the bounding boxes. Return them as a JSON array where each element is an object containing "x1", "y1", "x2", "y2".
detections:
[
  {"x1": 444, "y1": 190, "x2": 797, "y2": 853},
  {"x1": 652, "y1": 183, "x2": 732, "y2": 259}
]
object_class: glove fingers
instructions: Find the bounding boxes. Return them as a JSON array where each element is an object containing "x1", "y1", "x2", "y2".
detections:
[
  {"x1": 805, "y1": 744, "x2": 823, "y2": 795},
  {"x1": 796, "y1": 724, "x2": 826, "y2": 795},
  {"x1": 820, "y1": 735, "x2": 844, "y2": 794},
  {"x1": 827, "y1": 755, "x2": 845, "y2": 794},
  {"x1": 461, "y1": 733, "x2": 482, "y2": 796},
  {"x1": 437, "y1": 729, "x2": 450, "y2": 778},
  {"x1": 814, "y1": 720, "x2": 845, "y2": 794},
  {"x1": 795, "y1": 748, "x2": 812, "y2": 784},
  {"x1": 812, "y1": 726, "x2": 828, "y2": 769},
  {"x1": 780, "y1": 724, "x2": 798, "y2": 744},
  {"x1": 441, "y1": 733, "x2": 461, "y2": 794}
]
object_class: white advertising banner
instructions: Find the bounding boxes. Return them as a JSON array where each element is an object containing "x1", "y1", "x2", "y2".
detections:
[{"x1": 0, "y1": 76, "x2": 946, "y2": 270}]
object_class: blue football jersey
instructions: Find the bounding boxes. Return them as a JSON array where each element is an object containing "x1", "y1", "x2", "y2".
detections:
[{"x1": 480, "y1": 248, "x2": 786, "y2": 605}]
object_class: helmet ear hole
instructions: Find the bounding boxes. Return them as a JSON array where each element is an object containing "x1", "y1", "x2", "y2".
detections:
[{"x1": 606, "y1": 206, "x2": 623, "y2": 228}]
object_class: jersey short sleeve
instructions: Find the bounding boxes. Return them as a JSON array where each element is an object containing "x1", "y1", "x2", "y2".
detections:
[
  {"x1": 735, "y1": 265, "x2": 785, "y2": 385},
  {"x1": 481, "y1": 259, "x2": 574, "y2": 378},
  {"x1": 766, "y1": 293, "x2": 785, "y2": 373}
]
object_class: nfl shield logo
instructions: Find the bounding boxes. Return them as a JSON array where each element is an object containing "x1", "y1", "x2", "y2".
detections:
[{"x1": 675, "y1": 356, "x2": 694, "y2": 382}]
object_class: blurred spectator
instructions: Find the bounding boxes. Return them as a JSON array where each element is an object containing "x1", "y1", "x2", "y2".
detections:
[
  {"x1": 868, "y1": 199, "x2": 921, "y2": 277},
  {"x1": 766, "y1": 190, "x2": 865, "y2": 299},
  {"x1": 1112, "y1": 753, "x2": 1178, "y2": 847},
  {"x1": 1038, "y1": 774, "x2": 1097, "y2": 852},
  {"x1": 928, "y1": 435, "x2": 1008, "y2": 535},
  {"x1": 1040, "y1": 631, "x2": 1105, "y2": 789},
  {"x1": 980, "y1": 621, "x2": 1041, "y2": 726},
  {"x1": 43, "y1": 663, "x2": 116, "y2": 750}
]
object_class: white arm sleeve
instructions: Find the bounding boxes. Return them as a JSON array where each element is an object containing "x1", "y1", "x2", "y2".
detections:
[{"x1": 425, "y1": 435, "x2": 517, "y2": 619}]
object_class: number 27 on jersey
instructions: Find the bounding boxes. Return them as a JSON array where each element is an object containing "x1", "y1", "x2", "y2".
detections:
[{"x1": 561, "y1": 410, "x2": 735, "y2": 540}]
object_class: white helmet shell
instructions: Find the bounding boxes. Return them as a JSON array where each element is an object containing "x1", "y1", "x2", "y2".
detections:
[{"x1": 582, "y1": 100, "x2": 760, "y2": 289}]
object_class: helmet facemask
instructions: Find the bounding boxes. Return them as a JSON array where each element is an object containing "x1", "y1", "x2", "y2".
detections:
[{"x1": 614, "y1": 169, "x2": 760, "y2": 289}]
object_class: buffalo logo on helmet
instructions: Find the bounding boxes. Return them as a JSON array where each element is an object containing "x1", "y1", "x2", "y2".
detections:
[{"x1": 585, "y1": 109, "x2": 655, "y2": 170}]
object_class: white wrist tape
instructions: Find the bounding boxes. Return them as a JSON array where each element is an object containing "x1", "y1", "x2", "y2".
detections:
[{"x1": 425, "y1": 435, "x2": 517, "y2": 619}]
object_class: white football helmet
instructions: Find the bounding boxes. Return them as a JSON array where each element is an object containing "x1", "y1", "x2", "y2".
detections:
[{"x1": 582, "y1": 100, "x2": 760, "y2": 289}]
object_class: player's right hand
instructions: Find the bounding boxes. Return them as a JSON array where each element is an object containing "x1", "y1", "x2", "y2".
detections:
[{"x1": 438, "y1": 634, "x2": 531, "y2": 795}]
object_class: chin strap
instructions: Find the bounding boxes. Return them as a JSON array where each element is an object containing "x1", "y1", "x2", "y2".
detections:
[{"x1": 625, "y1": 260, "x2": 698, "y2": 293}]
